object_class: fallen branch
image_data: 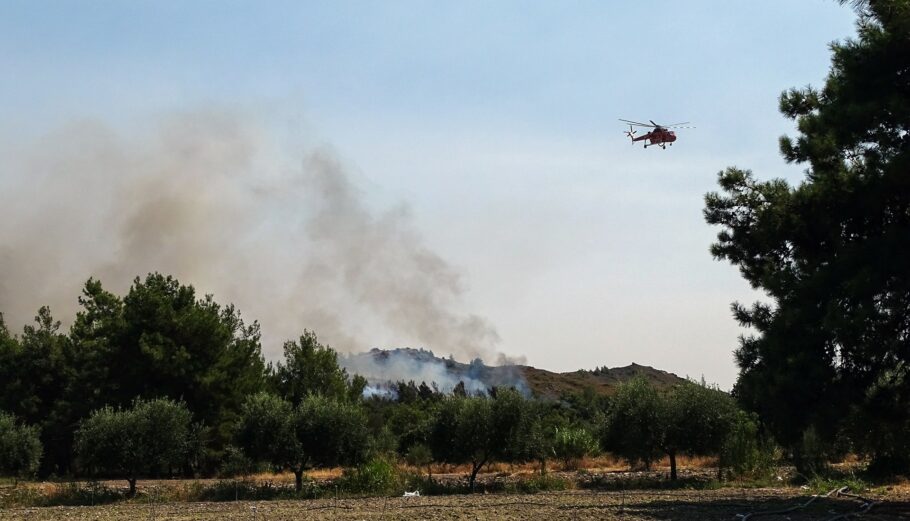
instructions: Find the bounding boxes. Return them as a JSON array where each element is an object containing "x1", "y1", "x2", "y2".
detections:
[
  {"x1": 735, "y1": 486, "x2": 841, "y2": 520},
  {"x1": 822, "y1": 487, "x2": 879, "y2": 521}
]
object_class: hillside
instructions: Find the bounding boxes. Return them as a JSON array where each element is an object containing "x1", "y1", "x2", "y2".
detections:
[
  {"x1": 340, "y1": 348, "x2": 688, "y2": 398},
  {"x1": 520, "y1": 363, "x2": 687, "y2": 398}
]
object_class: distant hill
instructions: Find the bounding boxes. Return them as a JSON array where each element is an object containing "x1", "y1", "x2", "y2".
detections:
[
  {"x1": 340, "y1": 348, "x2": 688, "y2": 398},
  {"x1": 520, "y1": 363, "x2": 687, "y2": 398}
]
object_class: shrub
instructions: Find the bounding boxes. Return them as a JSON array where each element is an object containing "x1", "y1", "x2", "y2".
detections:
[
  {"x1": 405, "y1": 443, "x2": 433, "y2": 477},
  {"x1": 553, "y1": 427, "x2": 598, "y2": 469},
  {"x1": 339, "y1": 457, "x2": 400, "y2": 495},
  {"x1": 718, "y1": 411, "x2": 778, "y2": 480},
  {"x1": 506, "y1": 474, "x2": 571, "y2": 493},
  {"x1": 0, "y1": 411, "x2": 42, "y2": 480},
  {"x1": 192, "y1": 479, "x2": 321, "y2": 501},
  {"x1": 794, "y1": 426, "x2": 829, "y2": 476},
  {"x1": 217, "y1": 446, "x2": 258, "y2": 478}
]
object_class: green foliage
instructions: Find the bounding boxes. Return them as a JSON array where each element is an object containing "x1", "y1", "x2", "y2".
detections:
[
  {"x1": 522, "y1": 400, "x2": 571, "y2": 474},
  {"x1": 0, "y1": 411, "x2": 42, "y2": 479},
  {"x1": 75, "y1": 398, "x2": 192, "y2": 496},
  {"x1": 704, "y1": 2, "x2": 910, "y2": 473},
  {"x1": 236, "y1": 392, "x2": 370, "y2": 491},
  {"x1": 428, "y1": 389, "x2": 532, "y2": 491},
  {"x1": 273, "y1": 330, "x2": 362, "y2": 403},
  {"x1": 850, "y1": 361, "x2": 910, "y2": 475},
  {"x1": 662, "y1": 380, "x2": 739, "y2": 479},
  {"x1": 385, "y1": 402, "x2": 434, "y2": 455},
  {"x1": 234, "y1": 392, "x2": 297, "y2": 472},
  {"x1": 67, "y1": 274, "x2": 268, "y2": 469},
  {"x1": 339, "y1": 457, "x2": 400, "y2": 495},
  {"x1": 189, "y1": 478, "x2": 323, "y2": 501},
  {"x1": 0, "y1": 308, "x2": 73, "y2": 475},
  {"x1": 297, "y1": 394, "x2": 371, "y2": 469},
  {"x1": 504, "y1": 473, "x2": 571, "y2": 494},
  {"x1": 369, "y1": 426, "x2": 399, "y2": 458},
  {"x1": 601, "y1": 377, "x2": 664, "y2": 469},
  {"x1": 794, "y1": 426, "x2": 830, "y2": 476},
  {"x1": 217, "y1": 446, "x2": 258, "y2": 478},
  {"x1": 718, "y1": 411, "x2": 777, "y2": 480},
  {"x1": 553, "y1": 427, "x2": 598, "y2": 469},
  {"x1": 563, "y1": 387, "x2": 610, "y2": 423},
  {"x1": 603, "y1": 378, "x2": 741, "y2": 479},
  {"x1": 804, "y1": 472, "x2": 870, "y2": 496},
  {"x1": 664, "y1": 381, "x2": 737, "y2": 455},
  {"x1": 405, "y1": 443, "x2": 433, "y2": 477}
]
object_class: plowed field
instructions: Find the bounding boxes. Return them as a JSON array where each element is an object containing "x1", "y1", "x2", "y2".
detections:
[{"x1": 2, "y1": 488, "x2": 908, "y2": 520}]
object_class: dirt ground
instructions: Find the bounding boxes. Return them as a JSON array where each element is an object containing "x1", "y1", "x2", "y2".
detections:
[{"x1": 2, "y1": 488, "x2": 908, "y2": 521}]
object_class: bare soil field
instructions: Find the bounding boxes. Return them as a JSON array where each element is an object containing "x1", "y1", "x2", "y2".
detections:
[{"x1": 2, "y1": 488, "x2": 908, "y2": 521}]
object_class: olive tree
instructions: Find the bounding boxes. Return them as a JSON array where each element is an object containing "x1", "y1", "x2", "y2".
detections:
[
  {"x1": 236, "y1": 392, "x2": 370, "y2": 492},
  {"x1": 0, "y1": 411, "x2": 42, "y2": 481},
  {"x1": 76, "y1": 398, "x2": 192, "y2": 496},
  {"x1": 603, "y1": 378, "x2": 740, "y2": 480},
  {"x1": 429, "y1": 388, "x2": 530, "y2": 492},
  {"x1": 661, "y1": 380, "x2": 738, "y2": 480},
  {"x1": 234, "y1": 392, "x2": 298, "y2": 481},
  {"x1": 601, "y1": 377, "x2": 664, "y2": 470}
]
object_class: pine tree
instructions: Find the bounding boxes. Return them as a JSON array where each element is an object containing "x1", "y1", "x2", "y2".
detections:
[{"x1": 704, "y1": 0, "x2": 910, "y2": 473}]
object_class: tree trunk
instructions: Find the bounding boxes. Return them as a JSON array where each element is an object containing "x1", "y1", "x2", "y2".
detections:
[
  {"x1": 669, "y1": 452, "x2": 678, "y2": 481},
  {"x1": 469, "y1": 459, "x2": 486, "y2": 493},
  {"x1": 294, "y1": 469, "x2": 303, "y2": 492},
  {"x1": 127, "y1": 477, "x2": 137, "y2": 497}
]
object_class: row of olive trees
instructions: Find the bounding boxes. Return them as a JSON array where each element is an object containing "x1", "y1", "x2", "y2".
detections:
[
  {"x1": 65, "y1": 389, "x2": 533, "y2": 495},
  {"x1": 3, "y1": 382, "x2": 762, "y2": 494},
  {"x1": 603, "y1": 377, "x2": 742, "y2": 480}
]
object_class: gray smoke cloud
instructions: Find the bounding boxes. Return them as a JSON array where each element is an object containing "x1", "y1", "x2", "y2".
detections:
[{"x1": 0, "y1": 111, "x2": 503, "y2": 363}]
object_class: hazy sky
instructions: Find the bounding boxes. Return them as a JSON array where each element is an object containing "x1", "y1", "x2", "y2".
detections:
[{"x1": 0, "y1": 1, "x2": 858, "y2": 388}]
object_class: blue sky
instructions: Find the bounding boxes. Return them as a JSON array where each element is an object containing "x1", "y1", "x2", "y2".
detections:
[{"x1": 0, "y1": 1, "x2": 858, "y2": 387}]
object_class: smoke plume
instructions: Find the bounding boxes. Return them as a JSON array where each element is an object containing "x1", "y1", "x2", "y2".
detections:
[
  {"x1": 0, "y1": 111, "x2": 501, "y2": 363},
  {"x1": 341, "y1": 348, "x2": 530, "y2": 398}
]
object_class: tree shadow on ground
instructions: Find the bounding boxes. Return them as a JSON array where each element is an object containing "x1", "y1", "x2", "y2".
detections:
[{"x1": 626, "y1": 494, "x2": 910, "y2": 520}]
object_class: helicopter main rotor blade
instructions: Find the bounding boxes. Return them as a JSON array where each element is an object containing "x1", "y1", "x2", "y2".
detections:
[
  {"x1": 618, "y1": 118, "x2": 656, "y2": 127},
  {"x1": 663, "y1": 122, "x2": 692, "y2": 128}
]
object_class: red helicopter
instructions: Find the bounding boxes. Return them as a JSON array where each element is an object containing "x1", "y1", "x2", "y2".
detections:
[{"x1": 619, "y1": 119, "x2": 694, "y2": 149}]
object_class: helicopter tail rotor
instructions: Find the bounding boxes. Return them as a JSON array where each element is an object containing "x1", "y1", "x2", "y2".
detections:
[{"x1": 624, "y1": 126, "x2": 637, "y2": 140}]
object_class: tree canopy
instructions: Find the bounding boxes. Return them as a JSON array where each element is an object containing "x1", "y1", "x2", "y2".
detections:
[
  {"x1": 236, "y1": 392, "x2": 370, "y2": 491},
  {"x1": 429, "y1": 389, "x2": 533, "y2": 491},
  {"x1": 75, "y1": 398, "x2": 193, "y2": 496},
  {"x1": 704, "y1": 0, "x2": 910, "y2": 472},
  {"x1": 0, "y1": 411, "x2": 42, "y2": 480},
  {"x1": 273, "y1": 330, "x2": 366, "y2": 403}
]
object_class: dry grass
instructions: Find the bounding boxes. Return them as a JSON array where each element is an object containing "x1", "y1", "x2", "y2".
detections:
[{"x1": 202, "y1": 454, "x2": 716, "y2": 484}]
